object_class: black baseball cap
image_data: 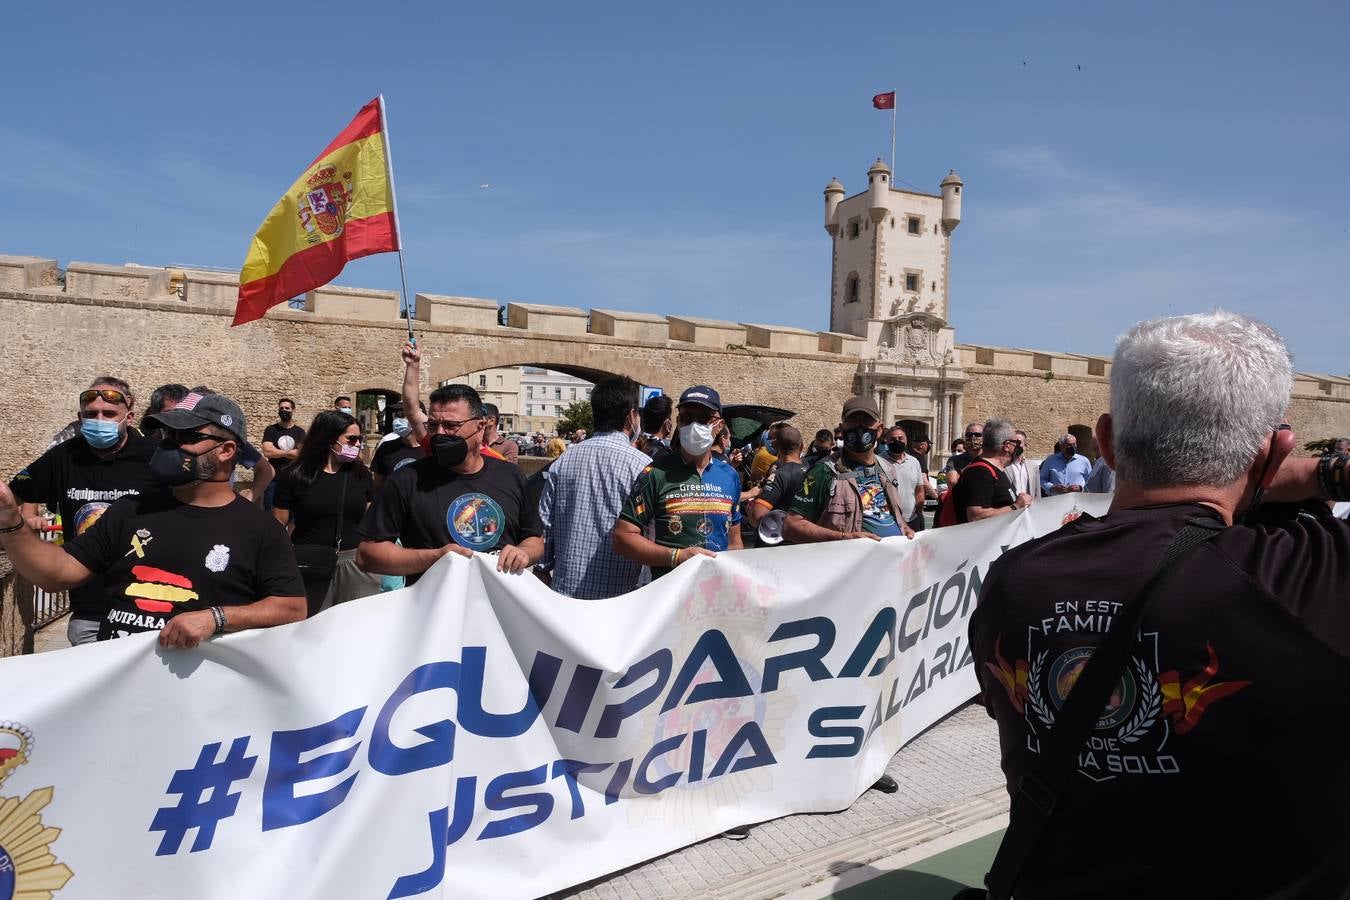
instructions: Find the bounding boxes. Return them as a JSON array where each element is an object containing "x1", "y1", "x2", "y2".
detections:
[
  {"x1": 145, "y1": 391, "x2": 249, "y2": 444},
  {"x1": 678, "y1": 385, "x2": 722, "y2": 413}
]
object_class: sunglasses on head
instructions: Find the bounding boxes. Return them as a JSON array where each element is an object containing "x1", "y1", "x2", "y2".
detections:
[{"x1": 80, "y1": 388, "x2": 128, "y2": 406}]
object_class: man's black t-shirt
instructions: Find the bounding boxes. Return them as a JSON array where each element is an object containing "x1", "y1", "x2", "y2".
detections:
[
  {"x1": 62, "y1": 493, "x2": 305, "y2": 640},
  {"x1": 372, "y1": 438, "x2": 425, "y2": 479},
  {"x1": 9, "y1": 432, "x2": 161, "y2": 617},
  {"x1": 757, "y1": 461, "x2": 808, "y2": 511},
  {"x1": 970, "y1": 504, "x2": 1350, "y2": 898},
  {"x1": 358, "y1": 457, "x2": 542, "y2": 582},
  {"x1": 261, "y1": 423, "x2": 306, "y2": 475},
  {"x1": 952, "y1": 460, "x2": 1014, "y2": 523},
  {"x1": 273, "y1": 467, "x2": 374, "y2": 549}
]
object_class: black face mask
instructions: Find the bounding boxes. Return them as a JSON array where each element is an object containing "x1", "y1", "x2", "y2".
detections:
[
  {"x1": 842, "y1": 426, "x2": 877, "y2": 453},
  {"x1": 278, "y1": 409, "x2": 293, "y2": 422},
  {"x1": 430, "y1": 434, "x2": 468, "y2": 469},
  {"x1": 1012, "y1": 444, "x2": 1025, "y2": 461},
  {"x1": 887, "y1": 440, "x2": 907, "y2": 456},
  {"x1": 149, "y1": 444, "x2": 205, "y2": 486},
  {"x1": 1063, "y1": 447, "x2": 1076, "y2": 459}
]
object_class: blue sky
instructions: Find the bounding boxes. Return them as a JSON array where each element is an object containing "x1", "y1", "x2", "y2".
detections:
[{"x1": 3, "y1": 1, "x2": 1346, "y2": 373}]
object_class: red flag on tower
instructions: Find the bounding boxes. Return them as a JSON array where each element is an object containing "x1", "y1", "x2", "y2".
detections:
[{"x1": 872, "y1": 91, "x2": 896, "y2": 110}]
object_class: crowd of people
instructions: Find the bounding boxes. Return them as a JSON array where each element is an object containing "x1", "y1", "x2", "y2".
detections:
[{"x1": 0, "y1": 311, "x2": 1347, "y2": 878}]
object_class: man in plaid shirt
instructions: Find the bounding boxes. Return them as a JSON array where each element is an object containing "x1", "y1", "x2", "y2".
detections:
[{"x1": 538, "y1": 376, "x2": 651, "y2": 599}]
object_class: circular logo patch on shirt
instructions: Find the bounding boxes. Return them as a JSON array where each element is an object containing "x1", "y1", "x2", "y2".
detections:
[
  {"x1": 73, "y1": 501, "x2": 110, "y2": 536},
  {"x1": 447, "y1": 492, "x2": 505, "y2": 551},
  {"x1": 1047, "y1": 646, "x2": 1137, "y2": 729},
  {"x1": 277, "y1": 435, "x2": 296, "y2": 451},
  {"x1": 392, "y1": 457, "x2": 417, "y2": 473}
]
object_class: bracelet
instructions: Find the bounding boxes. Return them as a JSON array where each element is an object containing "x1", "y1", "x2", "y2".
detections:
[
  {"x1": 210, "y1": 606, "x2": 227, "y2": 635},
  {"x1": 1318, "y1": 454, "x2": 1349, "y2": 501},
  {"x1": 0, "y1": 518, "x2": 25, "y2": 535},
  {"x1": 670, "y1": 547, "x2": 680, "y2": 567}
]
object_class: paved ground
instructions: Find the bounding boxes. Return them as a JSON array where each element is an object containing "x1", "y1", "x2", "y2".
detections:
[
  {"x1": 553, "y1": 703, "x2": 1008, "y2": 900},
  {"x1": 33, "y1": 612, "x2": 71, "y2": 653}
]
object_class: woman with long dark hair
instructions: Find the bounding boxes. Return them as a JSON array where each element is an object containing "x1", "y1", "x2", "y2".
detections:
[{"x1": 273, "y1": 410, "x2": 380, "y2": 615}]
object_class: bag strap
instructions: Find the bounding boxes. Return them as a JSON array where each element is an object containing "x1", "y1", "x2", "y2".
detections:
[
  {"x1": 979, "y1": 515, "x2": 1224, "y2": 900},
  {"x1": 333, "y1": 469, "x2": 350, "y2": 553}
]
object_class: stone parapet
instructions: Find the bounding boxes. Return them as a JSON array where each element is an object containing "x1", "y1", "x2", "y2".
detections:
[
  {"x1": 507, "y1": 301, "x2": 589, "y2": 335},
  {"x1": 743, "y1": 323, "x2": 819, "y2": 354},
  {"x1": 305, "y1": 284, "x2": 400, "y2": 321},
  {"x1": 959, "y1": 343, "x2": 1109, "y2": 378},
  {"x1": 590, "y1": 308, "x2": 669, "y2": 342},
  {"x1": 415, "y1": 293, "x2": 498, "y2": 329},
  {"x1": 817, "y1": 331, "x2": 866, "y2": 356},
  {"x1": 181, "y1": 269, "x2": 241, "y2": 308},
  {"x1": 1297, "y1": 373, "x2": 1350, "y2": 401},
  {"x1": 0, "y1": 255, "x2": 59, "y2": 292},
  {"x1": 66, "y1": 261, "x2": 176, "y2": 302},
  {"x1": 668, "y1": 315, "x2": 746, "y2": 348}
]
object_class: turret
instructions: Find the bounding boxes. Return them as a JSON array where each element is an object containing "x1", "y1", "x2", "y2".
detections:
[
  {"x1": 941, "y1": 169, "x2": 963, "y2": 232},
  {"x1": 867, "y1": 158, "x2": 890, "y2": 223},
  {"x1": 823, "y1": 178, "x2": 845, "y2": 235}
]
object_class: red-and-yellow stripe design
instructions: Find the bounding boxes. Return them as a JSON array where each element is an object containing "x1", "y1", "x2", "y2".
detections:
[{"x1": 233, "y1": 97, "x2": 399, "y2": 326}]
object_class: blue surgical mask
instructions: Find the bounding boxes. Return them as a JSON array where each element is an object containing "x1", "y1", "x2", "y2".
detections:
[
  {"x1": 392, "y1": 417, "x2": 412, "y2": 437},
  {"x1": 80, "y1": 417, "x2": 123, "y2": 449},
  {"x1": 340, "y1": 408, "x2": 355, "y2": 417}
]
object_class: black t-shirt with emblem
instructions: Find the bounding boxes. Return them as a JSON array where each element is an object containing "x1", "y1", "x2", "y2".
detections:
[
  {"x1": 970, "y1": 504, "x2": 1350, "y2": 897},
  {"x1": 952, "y1": 460, "x2": 1015, "y2": 523},
  {"x1": 357, "y1": 456, "x2": 542, "y2": 583},
  {"x1": 261, "y1": 423, "x2": 307, "y2": 476},
  {"x1": 9, "y1": 432, "x2": 161, "y2": 617},
  {"x1": 372, "y1": 437, "x2": 426, "y2": 480},
  {"x1": 62, "y1": 493, "x2": 304, "y2": 640}
]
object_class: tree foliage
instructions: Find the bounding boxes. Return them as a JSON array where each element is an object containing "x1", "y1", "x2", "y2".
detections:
[{"x1": 557, "y1": 400, "x2": 593, "y2": 434}]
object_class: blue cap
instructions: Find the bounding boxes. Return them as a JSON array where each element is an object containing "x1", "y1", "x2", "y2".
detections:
[{"x1": 678, "y1": 385, "x2": 722, "y2": 413}]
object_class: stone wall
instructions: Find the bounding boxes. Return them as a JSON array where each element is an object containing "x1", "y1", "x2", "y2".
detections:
[
  {"x1": 0, "y1": 274, "x2": 860, "y2": 479},
  {"x1": 0, "y1": 555, "x2": 33, "y2": 658}
]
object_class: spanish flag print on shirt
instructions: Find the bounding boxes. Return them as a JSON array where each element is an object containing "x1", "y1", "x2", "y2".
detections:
[{"x1": 233, "y1": 97, "x2": 400, "y2": 325}]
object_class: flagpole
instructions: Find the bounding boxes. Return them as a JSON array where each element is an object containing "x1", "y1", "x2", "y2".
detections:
[
  {"x1": 378, "y1": 94, "x2": 416, "y2": 345},
  {"x1": 889, "y1": 89, "x2": 897, "y2": 177}
]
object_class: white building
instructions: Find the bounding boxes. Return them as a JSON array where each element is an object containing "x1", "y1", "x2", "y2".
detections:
[
  {"x1": 519, "y1": 367, "x2": 592, "y2": 435},
  {"x1": 453, "y1": 366, "x2": 522, "y2": 432},
  {"x1": 825, "y1": 159, "x2": 967, "y2": 452}
]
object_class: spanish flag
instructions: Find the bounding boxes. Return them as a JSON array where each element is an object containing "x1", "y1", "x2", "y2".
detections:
[{"x1": 233, "y1": 96, "x2": 401, "y2": 326}]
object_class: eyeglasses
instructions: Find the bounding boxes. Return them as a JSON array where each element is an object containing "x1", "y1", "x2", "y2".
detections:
[
  {"x1": 335, "y1": 434, "x2": 362, "y2": 446},
  {"x1": 164, "y1": 429, "x2": 226, "y2": 448},
  {"x1": 426, "y1": 417, "x2": 481, "y2": 434},
  {"x1": 80, "y1": 389, "x2": 128, "y2": 406}
]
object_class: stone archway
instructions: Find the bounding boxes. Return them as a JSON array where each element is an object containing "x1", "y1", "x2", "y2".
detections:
[{"x1": 1067, "y1": 423, "x2": 1098, "y2": 461}]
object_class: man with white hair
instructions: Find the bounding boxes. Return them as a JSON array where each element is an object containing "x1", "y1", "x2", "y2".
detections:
[
  {"x1": 1039, "y1": 431, "x2": 1093, "y2": 495},
  {"x1": 951, "y1": 418, "x2": 1033, "y2": 523},
  {"x1": 970, "y1": 311, "x2": 1350, "y2": 897}
]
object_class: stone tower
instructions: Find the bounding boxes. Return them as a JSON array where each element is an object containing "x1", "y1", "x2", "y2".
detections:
[{"x1": 823, "y1": 161, "x2": 968, "y2": 452}]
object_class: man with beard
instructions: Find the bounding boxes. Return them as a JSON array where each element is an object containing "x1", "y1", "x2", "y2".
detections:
[
  {"x1": 8, "y1": 376, "x2": 160, "y2": 644},
  {"x1": 357, "y1": 383, "x2": 542, "y2": 582},
  {"x1": 784, "y1": 396, "x2": 916, "y2": 544},
  {"x1": 0, "y1": 391, "x2": 305, "y2": 647}
]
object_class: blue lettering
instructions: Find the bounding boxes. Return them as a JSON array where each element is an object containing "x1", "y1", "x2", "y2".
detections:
[
  {"x1": 709, "y1": 722, "x2": 776, "y2": 777},
  {"x1": 839, "y1": 608, "x2": 897, "y2": 677},
  {"x1": 262, "y1": 707, "x2": 365, "y2": 831},
  {"x1": 368, "y1": 662, "x2": 459, "y2": 776},
  {"x1": 661, "y1": 630, "x2": 753, "y2": 713},
  {"x1": 596, "y1": 649, "x2": 672, "y2": 738},
  {"x1": 806, "y1": 705, "x2": 865, "y2": 759},
  {"x1": 762, "y1": 617, "x2": 836, "y2": 692},
  {"x1": 479, "y1": 765, "x2": 554, "y2": 840}
]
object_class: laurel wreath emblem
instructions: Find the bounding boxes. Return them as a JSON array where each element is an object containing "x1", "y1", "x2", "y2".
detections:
[
  {"x1": 1026, "y1": 650, "x2": 1055, "y2": 730},
  {"x1": 1115, "y1": 657, "x2": 1161, "y2": 744}
]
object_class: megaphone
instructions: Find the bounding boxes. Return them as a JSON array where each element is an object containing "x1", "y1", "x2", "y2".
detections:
[{"x1": 757, "y1": 509, "x2": 788, "y2": 546}]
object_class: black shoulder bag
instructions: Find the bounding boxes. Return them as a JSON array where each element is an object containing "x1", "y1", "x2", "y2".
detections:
[
  {"x1": 292, "y1": 470, "x2": 351, "y2": 581},
  {"x1": 955, "y1": 516, "x2": 1223, "y2": 900}
]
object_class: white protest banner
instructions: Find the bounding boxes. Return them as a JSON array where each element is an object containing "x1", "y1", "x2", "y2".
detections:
[{"x1": 0, "y1": 494, "x2": 1109, "y2": 899}]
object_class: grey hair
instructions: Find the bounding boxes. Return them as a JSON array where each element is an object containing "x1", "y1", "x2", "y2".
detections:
[
  {"x1": 983, "y1": 418, "x2": 1015, "y2": 450},
  {"x1": 1110, "y1": 310, "x2": 1292, "y2": 488},
  {"x1": 1059, "y1": 432, "x2": 1076, "y2": 446}
]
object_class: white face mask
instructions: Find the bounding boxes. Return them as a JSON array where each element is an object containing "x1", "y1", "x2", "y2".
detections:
[
  {"x1": 834, "y1": 439, "x2": 844, "y2": 449},
  {"x1": 678, "y1": 422, "x2": 715, "y2": 456}
]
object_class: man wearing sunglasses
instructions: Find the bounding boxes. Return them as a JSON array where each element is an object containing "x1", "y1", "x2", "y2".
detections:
[
  {"x1": 0, "y1": 391, "x2": 306, "y2": 648},
  {"x1": 8, "y1": 376, "x2": 161, "y2": 645},
  {"x1": 357, "y1": 383, "x2": 543, "y2": 581},
  {"x1": 942, "y1": 422, "x2": 985, "y2": 489}
]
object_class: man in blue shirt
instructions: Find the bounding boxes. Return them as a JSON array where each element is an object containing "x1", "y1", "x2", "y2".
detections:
[
  {"x1": 539, "y1": 376, "x2": 652, "y2": 599},
  {"x1": 1040, "y1": 432, "x2": 1094, "y2": 495}
]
